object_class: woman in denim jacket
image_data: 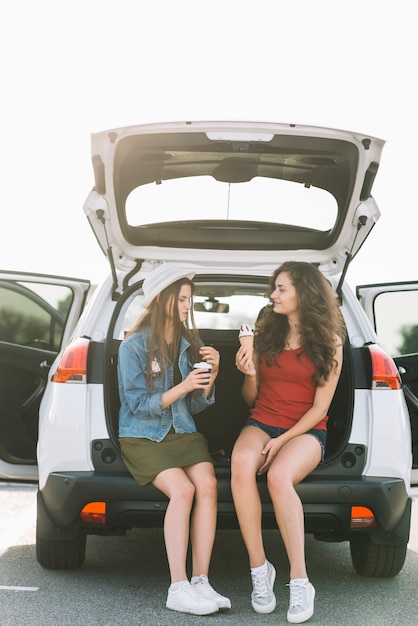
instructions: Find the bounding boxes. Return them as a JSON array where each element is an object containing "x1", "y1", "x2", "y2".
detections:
[{"x1": 118, "y1": 263, "x2": 231, "y2": 616}]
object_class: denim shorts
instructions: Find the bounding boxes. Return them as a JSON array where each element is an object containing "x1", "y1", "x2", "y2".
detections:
[{"x1": 243, "y1": 417, "x2": 327, "y2": 463}]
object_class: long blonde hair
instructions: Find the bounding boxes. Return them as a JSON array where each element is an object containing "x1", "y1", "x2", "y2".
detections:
[{"x1": 127, "y1": 278, "x2": 202, "y2": 388}]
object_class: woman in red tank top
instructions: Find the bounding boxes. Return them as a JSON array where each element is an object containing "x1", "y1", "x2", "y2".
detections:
[{"x1": 231, "y1": 261, "x2": 345, "y2": 624}]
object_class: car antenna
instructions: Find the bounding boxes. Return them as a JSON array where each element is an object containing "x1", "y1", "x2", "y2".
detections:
[
  {"x1": 336, "y1": 215, "x2": 368, "y2": 303},
  {"x1": 96, "y1": 208, "x2": 121, "y2": 301}
]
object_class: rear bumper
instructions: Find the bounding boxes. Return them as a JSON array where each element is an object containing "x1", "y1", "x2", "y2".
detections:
[{"x1": 39, "y1": 471, "x2": 411, "y2": 545}]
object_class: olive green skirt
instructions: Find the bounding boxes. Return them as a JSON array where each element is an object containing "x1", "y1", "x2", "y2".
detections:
[{"x1": 119, "y1": 431, "x2": 212, "y2": 486}]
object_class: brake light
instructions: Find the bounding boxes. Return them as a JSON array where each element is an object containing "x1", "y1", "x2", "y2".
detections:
[
  {"x1": 367, "y1": 344, "x2": 402, "y2": 390},
  {"x1": 350, "y1": 506, "x2": 377, "y2": 528},
  {"x1": 51, "y1": 336, "x2": 90, "y2": 383},
  {"x1": 80, "y1": 502, "x2": 106, "y2": 524}
]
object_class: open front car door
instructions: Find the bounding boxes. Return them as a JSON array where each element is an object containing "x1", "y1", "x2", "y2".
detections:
[
  {"x1": 0, "y1": 271, "x2": 90, "y2": 481},
  {"x1": 357, "y1": 281, "x2": 418, "y2": 483}
]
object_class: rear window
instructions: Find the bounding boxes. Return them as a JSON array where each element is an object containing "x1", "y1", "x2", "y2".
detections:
[
  {"x1": 117, "y1": 291, "x2": 268, "y2": 339},
  {"x1": 193, "y1": 293, "x2": 267, "y2": 329},
  {"x1": 126, "y1": 176, "x2": 337, "y2": 231}
]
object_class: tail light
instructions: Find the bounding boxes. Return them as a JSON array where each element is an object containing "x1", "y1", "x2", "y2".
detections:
[
  {"x1": 350, "y1": 506, "x2": 377, "y2": 528},
  {"x1": 80, "y1": 502, "x2": 106, "y2": 524},
  {"x1": 367, "y1": 344, "x2": 402, "y2": 390},
  {"x1": 51, "y1": 336, "x2": 90, "y2": 383}
]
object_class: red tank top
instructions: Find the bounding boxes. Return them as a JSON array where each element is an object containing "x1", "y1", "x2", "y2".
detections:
[{"x1": 250, "y1": 347, "x2": 328, "y2": 431}]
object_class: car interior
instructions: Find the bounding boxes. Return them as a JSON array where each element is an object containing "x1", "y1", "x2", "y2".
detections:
[{"x1": 105, "y1": 281, "x2": 354, "y2": 470}]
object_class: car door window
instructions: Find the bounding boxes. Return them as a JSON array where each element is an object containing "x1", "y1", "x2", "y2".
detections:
[
  {"x1": 372, "y1": 290, "x2": 418, "y2": 357},
  {"x1": 0, "y1": 282, "x2": 73, "y2": 351}
]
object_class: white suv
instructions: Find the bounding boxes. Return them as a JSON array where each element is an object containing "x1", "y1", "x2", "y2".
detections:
[{"x1": 1, "y1": 121, "x2": 417, "y2": 578}]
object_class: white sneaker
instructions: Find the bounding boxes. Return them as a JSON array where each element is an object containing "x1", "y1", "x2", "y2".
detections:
[
  {"x1": 166, "y1": 581, "x2": 219, "y2": 615},
  {"x1": 251, "y1": 560, "x2": 276, "y2": 614},
  {"x1": 287, "y1": 578, "x2": 315, "y2": 623},
  {"x1": 192, "y1": 575, "x2": 231, "y2": 610}
]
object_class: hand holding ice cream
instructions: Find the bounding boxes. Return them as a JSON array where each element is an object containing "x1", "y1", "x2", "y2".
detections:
[{"x1": 237, "y1": 323, "x2": 256, "y2": 376}]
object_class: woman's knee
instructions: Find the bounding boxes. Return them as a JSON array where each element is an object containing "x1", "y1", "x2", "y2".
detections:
[
  {"x1": 266, "y1": 467, "x2": 291, "y2": 494},
  {"x1": 174, "y1": 478, "x2": 195, "y2": 504},
  {"x1": 232, "y1": 444, "x2": 254, "y2": 469},
  {"x1": 195, "y1": 471, "x2": 217, "y2": 501},
  {"x1": 207, "y1": 469, "x2": 218, "y2": 493},
  {"x1": 231, "y1": 447, "x2": 259, "y2": 480}
]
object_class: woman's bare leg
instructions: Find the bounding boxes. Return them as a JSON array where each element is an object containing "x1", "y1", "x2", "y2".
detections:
[
  {"x1": 184, "y1": 461, "x2": 218, "y2": 576},
  {"x1": 153, "y1": 467, "x2": 195, "y2": 583},
  {"x1": 231, "y1": 426, "x2": 271, "y2": 568},
  {"x1": 267, "y1": 435, "x2": 321, "y2": 579}
]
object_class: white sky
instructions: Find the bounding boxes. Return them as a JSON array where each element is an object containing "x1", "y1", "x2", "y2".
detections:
[{"x1": 1, "y1": 0, "x2": 417, "y2": 289}]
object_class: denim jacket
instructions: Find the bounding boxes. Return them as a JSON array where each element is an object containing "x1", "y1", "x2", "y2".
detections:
[{"x1": 118, "y1": 327, "x2": 215, "y2": 441}]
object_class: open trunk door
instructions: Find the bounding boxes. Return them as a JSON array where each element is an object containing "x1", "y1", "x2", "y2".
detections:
[{"x1": 82, "y1": 121, "x2": 383, "y2": 298}]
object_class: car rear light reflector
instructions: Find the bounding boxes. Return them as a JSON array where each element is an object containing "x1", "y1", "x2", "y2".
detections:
[
  {"x1": 350, "y1": 506, "x2": 377, "y2": 528},
  {"x1": 368, "y1": 344, "x2": 402, "y2": 390},
  {"x1": 80, "y1": 502, "x2": 106, "y2": 524},
  {"x1": 51, "y1": 337, "x2": 90, "y2": 383}
]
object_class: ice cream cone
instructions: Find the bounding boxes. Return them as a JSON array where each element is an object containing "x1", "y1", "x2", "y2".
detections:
[{"x1": 239, "y1": 324, "x2": 254, "y2": 359}]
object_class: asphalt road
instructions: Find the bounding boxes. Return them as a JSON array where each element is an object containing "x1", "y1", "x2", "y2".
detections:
[{"x1": 1, "y1": 483, "x2": 418, "y2": 626}]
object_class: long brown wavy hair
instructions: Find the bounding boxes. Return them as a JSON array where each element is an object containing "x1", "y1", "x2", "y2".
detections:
[
  {"x1": 254, "y1": 262, "x2": 346, "y2": 385},
  {"x1": 127, "y1": 278, "x2": 202, "y2": 389}
]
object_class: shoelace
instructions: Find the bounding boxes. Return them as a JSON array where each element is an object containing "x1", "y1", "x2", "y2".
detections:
[
  {"x1": 252, "y1": 572, "x2": 270, "y2": 598},
  {"x1": 195, "y1": 578, "x2": 216, "y2": 598},
  {"x1": 287, "y1": 582, "x2": 305, "y2": 608},
  {"x1": 180, "y1": 583, "x2": 206, "y2": 602}
]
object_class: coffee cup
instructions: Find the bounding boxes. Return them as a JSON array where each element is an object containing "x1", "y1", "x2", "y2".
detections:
[{"x1": 193, "y1": 362, "x2": 212, "y2": 385}]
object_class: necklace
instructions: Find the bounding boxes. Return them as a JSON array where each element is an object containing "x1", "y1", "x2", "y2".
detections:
[
  {"x1": 286, "y1": 324, "x2": 301, "y2": 350},
  {"x1": 286, "y1": 333, "x2": 301, "y2": 350}
]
